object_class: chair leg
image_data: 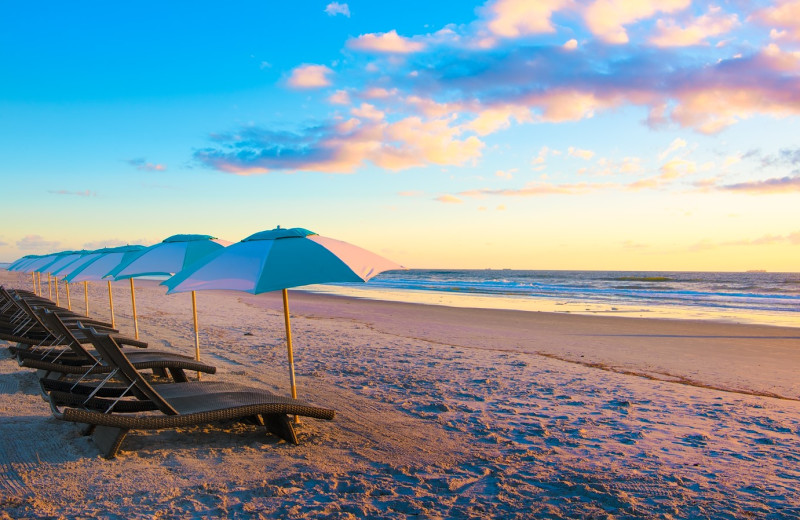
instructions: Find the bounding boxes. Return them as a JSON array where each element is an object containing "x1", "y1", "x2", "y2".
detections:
[
  {"x1": 263, "y1": 414, "x2": 298, "y2": 444},
  {"x1": 92, "y1": 425, "x2": 129, "y2": 459},
  {"x1": 166, "y1": 367, "x2": 188, "y2": 382}
]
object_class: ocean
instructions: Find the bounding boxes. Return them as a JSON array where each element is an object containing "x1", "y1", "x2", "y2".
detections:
[{"x1": 307, "y1": 269, "x2": 800, "y2": 327}]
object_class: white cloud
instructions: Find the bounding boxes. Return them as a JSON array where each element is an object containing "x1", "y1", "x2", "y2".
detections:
[
  {"x1": 348, "y1": 30, "x2": 426, "y2": 54},
  {"x1": 659, "y1": 137, "x2": 687, "y2": 160},
  {"x1": 324, "y1": 2, "x2": 350, "y2": 17}
]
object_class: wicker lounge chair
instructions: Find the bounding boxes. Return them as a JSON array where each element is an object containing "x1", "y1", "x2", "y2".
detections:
[
  {"x1": 16, "y1": 309, "x2": 216, "y2": 382},
  {"x1": 1, "y1": 286, "x2": 122, "y2": 345},
  {"x1": 3, "y1": 297, "x2": 146, "y2": 363},
  {"x1": 46, "y1": 325, "x2": 335, "y2": 458}
]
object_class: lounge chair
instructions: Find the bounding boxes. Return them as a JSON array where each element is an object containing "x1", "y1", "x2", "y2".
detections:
[
  {"x1": 1, "y1": 286, "x2": 122, "y2": 345},
  {"x1": 46, "y1": 325, "x2": 335, "y2": 458},
  {"x1": 17, "y1": 309, "x2": 216, "y2": 382},
  {"x1": 3, "y1": 297, "x2": 146, "y2": 364}
]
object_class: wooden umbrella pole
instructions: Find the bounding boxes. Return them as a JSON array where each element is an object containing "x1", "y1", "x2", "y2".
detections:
[
  {"x1": 282, "y1": 289, "x2": 298, "y2": 400},
  {"x1": 65, "y1": 282, "x2": 71, "y2": 310},
  {"x1": 37, "y1": 272, "x2": 42, "y2": 297},
  {"x1": 84, "y1": 281, "x2": 90, "y2": 317},
  {"x1": 130, "y1": 278, "x2": 139, "y2": 340},
  {"x1": 107, "y1": 281, "x2": 115, "y2": 329},
  {"x1": 283, "y1": 289, "x2": 300, "y2": 424},
  {"x1": 54, "y1": 277, "x2": 60, "y2": 306},
  {"x1": 47, "y1": 273, "x2": 53, "y2": 300},
  {"x1": 192, "y1": 290, "x2": 202, "y2": 380}
]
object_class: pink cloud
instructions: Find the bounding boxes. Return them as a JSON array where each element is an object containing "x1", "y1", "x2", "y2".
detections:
[
  {"x1": 363, "y1": 87, "x2": 397, "y2": 99},
  {"x1": 197, "y1": 115, "x2": 484, "y2": 174},
  {"x1": 347, "y1": 30, "x2": 425, "y2": 54},
  {"x1": 328, "y1": 90, "x2": 351, "y2": 105},
  {"x1": 286, "y1": 64, "x2": 333, "y2": 89},
  {"x1": 351, "y1": 103, "x2": 385, "y2": 121},
  {"x1": 524, "y1": 90, "x2": 624, "y2": 122},
  {"x1": 583, "y1": 0, "x2": 691, "y2": 44},
  {"x1": 751, "y1": 1, "x2": 800, "y2": 42},
  {"x1": 649, "y1": 6, "x2": 739, "y2": 47},
  {"x1": 721, "y1": 175, "x2": 800, "y2": 193},
  {"x1": 465, "y1": 104, "x2": 533, "y2": 135},
  {"x1": 483, "y1": 0, "x2": 570, "y2": 38}
]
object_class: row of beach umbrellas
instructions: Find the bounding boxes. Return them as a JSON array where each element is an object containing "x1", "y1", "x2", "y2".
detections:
[{"x1": 6, "y1": 227, "x2": 402, "y2": 398}]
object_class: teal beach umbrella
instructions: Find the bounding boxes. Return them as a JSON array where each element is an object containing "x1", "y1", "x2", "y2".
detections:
[{"x1": 163, "y1": 227, "x2": 402, "y2": 399}]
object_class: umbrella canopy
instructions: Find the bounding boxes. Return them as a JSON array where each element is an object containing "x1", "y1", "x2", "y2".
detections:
[
  {"x1": 15, "y1": 251, "x2": 73, "y2": 273},
  {"x1": 14, "y1": 250, "x2": 79, "y2": 300},
  {"x1": 62, "y1": 246, "x2": 146, "y2": 283},
  {"x1": 62, "y1": 245, "x2": 146, "y2": 325},
  {"x1": 162, "y1": 226, "x2": 402, "y2": 398},
  {"x1": 107, "y1": 234, "x2": 226, "y2": 349},
  {"x1": 7, "y1": 254, "x2": 40, "y2": 271},
  {"x1": 163, "y1": 227, "x2": 400, "y2": 294},
  {"x1": 46, "y1": 250, "x2": 92, "y2": 276},
  {"x1": 109, "y1": 234, "x2": 226, "y2": 280}
]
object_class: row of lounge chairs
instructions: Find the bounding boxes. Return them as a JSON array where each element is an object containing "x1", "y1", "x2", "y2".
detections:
[{"x1": 0, "y1": 285, "x2": 335, "y2": 458}]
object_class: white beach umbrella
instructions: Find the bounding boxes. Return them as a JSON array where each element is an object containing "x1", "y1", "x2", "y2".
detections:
[
  {"x1": 162, "y1": 227, "x2": 402, "y2": 399},
  {"x1": 62, "y1": 245, "x2": 146, "y2": 325},
  {"x1": 45, "y1": 250, "x2": 92, "y2": 310},
  {"x1": 107, "y1": 234, "x2": 227, "y2": 358},
  {"x1": 17, "y1": 250, "x2": 77, "y2": 300},
  {"x1": 7, "y1": 254, "x2": 39, "y2": 271},
  {"x1": 7, "y1": 254, "x2": 43, "y2": 294}
]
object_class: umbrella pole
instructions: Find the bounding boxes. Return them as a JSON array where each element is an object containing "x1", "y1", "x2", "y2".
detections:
[
  {"x1": 47, "y1": 273, "x2": 52, "y2": 300},
  {"x1": 130, "y1": 278, "x2": 139, "y2": 340},
  {"x1": 37, "y1": 272, "x2": 42, "y2": 297},
  {"x1": 54, "y1": 277, "x2": 60, "y2": 306},
  {"x1": 84, "y1": 281, "x2": 90, "y2": 317},
  {"x1": 65, "y1": 282, "x2": 71, "y2": 310},
  {"x1": 107, "y1": 281, "x2": 115, "y2": 329},
  {"x1": 282, "y1": 289, "x2": 298, "y2": 400},
  {"x1": 191, "y1": 290, "x2": 202, "y2": 380}
]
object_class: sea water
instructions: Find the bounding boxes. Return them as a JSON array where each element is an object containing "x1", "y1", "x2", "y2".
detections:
[{"x1": 307, "y1": 270, "x2": 800, "y2": 327}]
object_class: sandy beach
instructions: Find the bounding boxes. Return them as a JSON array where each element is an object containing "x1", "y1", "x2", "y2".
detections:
[{"x1": 2, "y1": 269, "x2": 800, "y2": 519}]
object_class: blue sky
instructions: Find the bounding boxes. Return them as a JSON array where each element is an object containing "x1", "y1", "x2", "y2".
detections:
[{"x1": 2, "y1": 0, "x2": 799, "y2": 270}]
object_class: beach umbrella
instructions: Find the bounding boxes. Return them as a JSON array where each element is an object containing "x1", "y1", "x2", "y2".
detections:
[
  {"x1": 45, "y1": 250, "x2": 92, "y2": 310},
  {"x1": 7, "y1": 255, "x2": 42, "y2": 294},
  {"x1": 162, "y1": 226, "x2": 402, "y2": 399},
  {"x1": 7, "y1": 254, "x2": 38, "y2": 271},
  {"x1": 17, "y1": 250, "x2": 77, "y2": 301},
  {"x1": 107, "y1": 234, "x2": 226, "y2": 357},
  {"x1": 63, "y1": 245, "x2": 146, "y2": 325}
]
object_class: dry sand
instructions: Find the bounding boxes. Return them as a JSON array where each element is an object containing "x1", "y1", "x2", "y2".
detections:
[{"x1": 1, "y1": 270, "x2": 799, "y2": 519}]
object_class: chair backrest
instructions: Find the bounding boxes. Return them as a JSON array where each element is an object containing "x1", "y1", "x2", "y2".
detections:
[
  {"x1": 37, "y1": 309, "x2": 98, "y2": 362},
  {"x1": 78, "y1": 324, "x2": 179, "y2": 415},
  {"x1": 12, "y1": 298, "x2": 56, "y2": 343}
]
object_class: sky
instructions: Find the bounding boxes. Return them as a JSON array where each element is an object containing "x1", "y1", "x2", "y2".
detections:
[{"x1": 1, "y1": 0, "x2": 799, "y2": 271}]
